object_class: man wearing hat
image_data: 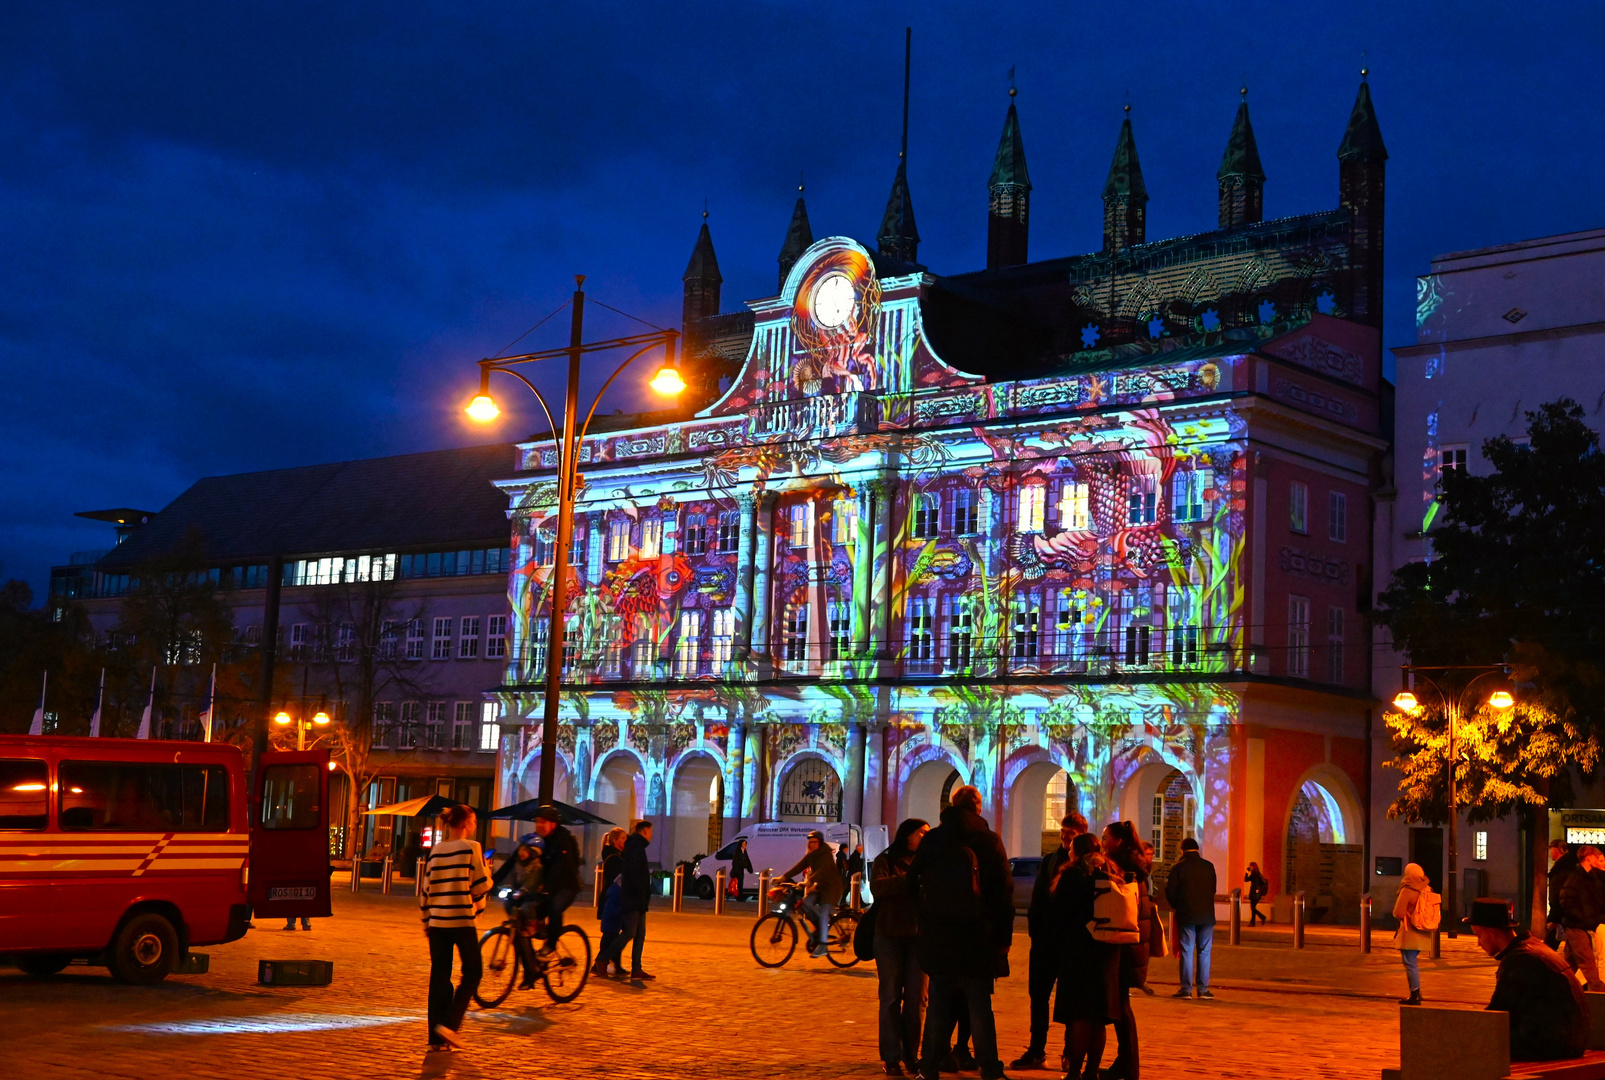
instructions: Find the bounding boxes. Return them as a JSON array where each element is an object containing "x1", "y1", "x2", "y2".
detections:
[
  {"x1": 533, "y1": 805, "x2": 582, "y2": 952},
  {"x1": 1470, "y1": 897, "x2": 1590, "y2": 1062}
]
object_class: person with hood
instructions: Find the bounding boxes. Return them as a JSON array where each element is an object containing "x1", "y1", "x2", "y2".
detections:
[
  {"x1": 593, "y1": 828, "x2": 627, "y2": 977},
  {"x1": 871, "y1": 818, "x2": 929, "y2": 1076},
  {"x1": 617, "y1": 819, "x2": 655, "y2": 980},
  {"x1": 781, "y1": 830, "x2": 845, "y2": 958},
  {"x1": 1559, "y1": 844, "x2": 1605, "y2": 991},
  {"x1": 909, "y1": 784, "x2": 1014, "y2": 1080},
  {"x1": 532, "y1": 806, "x2": 582, "y2": 953},
  {"x1": 1009, "y1": 812, "x2": 1087, "y2": 1071},
  {"x1": 1546, "y1": 839, "x2": 1577, "y2": 949},
  {"x1": 1471, "y1": 897, "x2": 1590, "y2": 1062},
  {"x1": 1391, "y1": 862, "x2": 1435, "y2": 1005}
]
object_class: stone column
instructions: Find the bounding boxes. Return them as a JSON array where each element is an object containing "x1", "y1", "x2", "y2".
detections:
[
  {"x1": 734, "y1": 492, "x2": 757, "y2": 653},
  {"x1": 844, "y1": 722, "x2": 866, "y2": 824},
  {"x1": 749, "y1": 492, "x2": 777, "y2": 675},
  {"x1": 860, "y1": 716, "x2": 885, "y2": 831},
  {"x1": 728, "y1": 719, "x2": 747, "y2": 830},
  {"x1": 868, "y1": 476, "x2": 899, "y2": 677},
  {"x1": 806, "y1": 498, "x2": 829, "y2": 676},
  {"x1": 850, "y1": 486, "x2": 874, "y2": 667}
]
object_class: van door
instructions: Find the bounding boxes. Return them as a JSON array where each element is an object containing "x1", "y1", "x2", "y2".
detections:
[{"x1": 249, "y1": 749, "x2": 332, "y2": 920}]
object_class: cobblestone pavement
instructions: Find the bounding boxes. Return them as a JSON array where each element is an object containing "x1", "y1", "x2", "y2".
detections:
[{"x1": 9, "y1": 885, "x2": 1505, "y2": 1080}]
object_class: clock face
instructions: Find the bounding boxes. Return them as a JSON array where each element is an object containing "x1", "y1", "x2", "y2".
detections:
[{"x1": 812, "y1": 273, "x2": 856, "y2": 329}]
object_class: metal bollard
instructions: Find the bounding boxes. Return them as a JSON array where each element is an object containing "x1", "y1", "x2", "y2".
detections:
[
  {"x1": 714, "y1": 869, "x2": 727, "y2": 915},
  {"x1": 850, "y1": 872, "x2": 864, "y2": 912},
  {"x1": 1431, "y1": 927, "x2": 1442, "y2": 960},
  {"x1": 671, "y1": 865, "x2": 684, "y2": 913},
  {"x1": 758, "y1": 869, "x2": 772, "y2": 917},
  {"x1": 1360, "y1": 894, "x2": 1372, "y2": 953},
  {"x1": 1293, "y1": 890, "x2": 1306, "y2": 949},
  {"x1": 594, "y1": 863, "x2": 604, "y2": 911},
  {"x1": 1167, "y1": 910, "x2": 1177, "y2": 959},
  {"x1": 349, "y1": 862, "x2": 361, "y2": 892},
  {"x1": 415, "y1": 856, "x2": 425, "y2": 897},
  {"x1": 1229, "y1": 888, "x2": 1242, "y2": 945},
  {"x1": 381, "y1": 855, "x2": 394, "y2": 895}
]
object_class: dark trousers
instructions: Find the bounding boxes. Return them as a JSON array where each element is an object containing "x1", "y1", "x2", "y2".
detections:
[
  {"x1": 1026, "y1": 941, "x2": 1057, "y2": 1051},
  {"x1": 614, "y1": 909, "x2": 647, "y2": 971},
  {"x1": 921, "y1": 975, "x2": 999, "y2": 1078},
  {"x1": 426, "y1": 927, "x2": 482, "y2": 1042},
  {"x1": 1248, "y1": 897, "x2": 1266, "y2": 926},
  {"x1": 874, "y1": 933, "x2": 925, "y2": 1065},
  {"x1": 544, "y1": 886, "x2": 578, "y2": 943}
]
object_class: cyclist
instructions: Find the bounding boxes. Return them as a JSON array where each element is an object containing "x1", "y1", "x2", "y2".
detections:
[
  {"x1": 533, "y1": 806, "x2": 582, "y2": 955},
  {"x1": 501, "y1": 842, "x2": 544, "y2": 988},
  {"x1": 780, "y1": 830, "x2": 844, "y2": 958}
]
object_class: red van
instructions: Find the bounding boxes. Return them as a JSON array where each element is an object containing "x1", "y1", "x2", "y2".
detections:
[{"x1": 0, "y1": 735, "x2": 331, "y2": 983}]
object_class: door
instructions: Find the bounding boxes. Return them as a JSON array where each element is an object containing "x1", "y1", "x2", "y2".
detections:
[
  {"x1": 249, "y1": 749, "x2": 332, "y2": 919},
  {"x1": 1409, "y1": 827, "x2": 1444, "y2": 894}
]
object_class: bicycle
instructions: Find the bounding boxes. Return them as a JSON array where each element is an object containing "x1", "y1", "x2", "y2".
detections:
[
  {"x1": 749, "y1": 881, "x2": 861, "y2": 969},
  {"x1": 473, "y1": 903, "x2": 591, "y2": 1006}
]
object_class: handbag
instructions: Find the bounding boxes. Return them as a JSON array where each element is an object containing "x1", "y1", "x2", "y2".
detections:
[{"x1": 853, "y1": 903, "x2": 879, "y2": 962}]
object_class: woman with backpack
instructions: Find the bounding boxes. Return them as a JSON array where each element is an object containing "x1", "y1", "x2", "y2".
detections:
[
  {"x1": 1244, "y1": 862, "x2": 1269, "y2": 926},
  {"x1": 869, "y1": 818, "x2": 928, "y2": 1076},
  {"x1": 1392, "y1": 862, "x2": 1435, "y2": 1005},
  {"x1": 1050, "y1": 832, "x2": 1120, "y2": 1080}
]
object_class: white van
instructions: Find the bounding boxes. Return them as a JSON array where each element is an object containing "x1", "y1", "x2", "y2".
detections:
[{"x1": 693, "y1": 822, "x2": 887, "y2": 903}]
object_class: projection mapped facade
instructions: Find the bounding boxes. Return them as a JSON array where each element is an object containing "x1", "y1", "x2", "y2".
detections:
[{"x1": 491, "y1": 81, "x2": 1386, "y2": 913}]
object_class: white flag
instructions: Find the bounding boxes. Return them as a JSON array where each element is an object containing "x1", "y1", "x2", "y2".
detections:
[
  {"x1": 27, "y1": 670, "x2": 46, "y2": 735},
  {"x1": 136, "y1": 666, "x2": 156, "y2": 739},
  {"x1": 200, "y1": 663, "x2": 217, "y2": 742},
  {"x1": 88, "y1": 668, "x2": 105, "y2": 737}
]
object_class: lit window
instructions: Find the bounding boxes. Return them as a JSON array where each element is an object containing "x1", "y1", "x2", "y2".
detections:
[
  {"x1": 1474, "y1": 831, "x2": 1488, "y2": 862},
  {"x1": 1438, "y1": 445, "x2": 1468, "y2": 483},
  {"x1": 1127, "y1": 475, "x2": 1157, "y2": 526},
  {"x1": 606, "y1": 518, "x2": 630, "y2": 562},
  {"x1": 783, "y1": 604, "x2": 809, "y2": 668},
  {"x1": 1288, "y1": 596, "x2": 1310, "y2": 678},
  {"x1": 832, "y1": 497, "x2": 859, "y2": 545},
  {"x1": 673, "y1": 610, "x2": 701, "y2": 678},
  {"x1": 711, "y1": 608, "x2": 735, "y2": 675},
  {"x1": 789, "y1": 504, "x2": 811, "y2": 549},
  {"x1": 912, "y1": 493, "x2": 940, "y2": 539},
  {"x1": 479, "y1": 702, "x2": 498, "y2": 752},
  {"x1": 717, "y1": 511, "x2": 741, "y2": 552},
  {"x1": 1329, "y1": 491, "x2": 1347, "y2": 543},
  {"x1": 534, "y1": 528, "x2": 556, "y2": 567},
  {"x1": 908, "y1": 596, "x2": 934, "y2": 664},
  {"x1": 1058, "y1": 481, "x2": 1090, "y2": 531},
  {"x1": 1290, "y1": 481, "x2": 1309, "y2": 534},
  {"x1": 1017, "y1": 484, "x2": 1046, "y2": 533},
  {"x1": 640, "y1": 517, "x2": 663, "y2": 560}
]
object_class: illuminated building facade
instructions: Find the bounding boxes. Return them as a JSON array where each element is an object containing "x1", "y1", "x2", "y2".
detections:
[{"x1": 492, "y1": 80, "x2": 1389, "y2": 916}]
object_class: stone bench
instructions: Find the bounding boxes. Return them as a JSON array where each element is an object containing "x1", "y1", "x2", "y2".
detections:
[{"x1": 1380, "y1": 997, "x2": 1605, "y2": 1080}]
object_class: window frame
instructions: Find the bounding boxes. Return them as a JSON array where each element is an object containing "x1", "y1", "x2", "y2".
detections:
[{"x1": 1289, "y1": 480, "x2": 1309, "y2": 535}]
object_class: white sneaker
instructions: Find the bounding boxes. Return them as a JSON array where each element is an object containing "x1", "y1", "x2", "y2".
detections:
[{"x1": 433, "y1": 1025, "x2": 463, "y2": 1050}]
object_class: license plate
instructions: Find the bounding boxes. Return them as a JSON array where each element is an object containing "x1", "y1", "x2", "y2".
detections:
[{"x1": 268, "y1": 886, "x2": 316, "y2": 901}]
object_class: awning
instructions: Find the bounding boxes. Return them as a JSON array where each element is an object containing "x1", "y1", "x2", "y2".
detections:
[{"x1": 362, "y1": 794, "x2": 461, "y2": 819}]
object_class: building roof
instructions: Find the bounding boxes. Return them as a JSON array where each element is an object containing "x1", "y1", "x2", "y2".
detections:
[
  {"x1": 1337, "y1": 80, "x2": 1388, "y2": 163},
  {"x1": 1218, "y1": 100, "x2": 1266, "y2": 182},
  {"x1": 989, "y1": 101, "x2": 1031, "y2": 191},
  {"x1": 682, "y1": 222, "x2": 722, "y2": 284},
  {"x1": 1102, "y1": 116, "x2": 1148, "y2": 202},
  {"x1": 878, "y1": 158, "x2": 920, "y2": 253},
  {"x1": 98, "y1": 443, "x2": 521, "y2": 570},
  {"x1": 778, "y1": 194, "x2": 814, "y2": 272}
]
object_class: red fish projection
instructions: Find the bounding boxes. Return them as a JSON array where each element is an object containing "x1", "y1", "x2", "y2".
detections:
[{"x1": 604, "y1": 554, "x2": 694, "y2": 625}]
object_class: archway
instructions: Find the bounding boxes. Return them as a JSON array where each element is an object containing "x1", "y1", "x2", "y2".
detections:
[
  {"x1": 593, "y1": 751, "x2": 643, "y2": 829},
  {"x1": 516, "y1": 753, "x2": 573, "y2": 805},
  {"x1": 776, "y1": 755, "x2": 843, "y2": 823},
  {"x1": 900, "y1": 758, "x2": 963, "y2": 827},
  {"x1": 668, "y1": 752, "x2": 724, "y2": 868},
  {"x1": 1007, "y1": 760, "x2": 1078, "y2": 857},
  {"x1": 1118, "y1": 762, "x2": 1196, "y2": 898},
  {"x1": 1285, "y1": 769, "x2": 1365, "y2": 925}
]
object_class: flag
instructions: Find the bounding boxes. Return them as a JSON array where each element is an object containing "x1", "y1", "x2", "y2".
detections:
[
  {"x1": 27, "y1": 671, "x2": 46, "y2": 735},
  {"x1": 200, "y1": 663, "x2": 217, "y2": 742},
  {"x1": 88, "y1": 667, "x2": 105, "y2": 737},
  {"x1": 136, "y1": 666, "x2": 156, "y2": 739}
]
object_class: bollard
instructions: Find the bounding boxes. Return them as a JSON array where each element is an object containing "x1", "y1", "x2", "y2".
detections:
[
  {"x1": 381, "y1": 855, "x2": 393, "y2": 895},
  {"x1": 1360, "y1": 893, "x2": 1372, "y2": 953},
  {"x1": 415, "y1": 857, "x2": 425, "y2": 897},
  {"x1": 1229, "y1": 888, "x2": 1242, "y2": 945},
  {"x1": 1167, "y1": 910, "x2": 1178, "y2": 960},
  {"x1": 349, "y1": 862, "x2": 361, "y2": 893},
  {"x1": 594, "y1": 863, "x2": 604, "y2": 911},
  {"x1": 714, "y1": 869, "x2": 727, "y2": 915},
  {"x1": 671, "y1": 865, "x2": 684, "y2": 913},
  {"x1": 1293, "y1": 890, "x2": 1306, "y2": 949},
  {"x1": 850, "y1": 872, "x2": 864, "y2": 912},
  {"x1": 758, "y1": 869, "x2": 772, "y2": 917},
  {"x1": 1431, "y1": 927, "x2": 1442, "y2": 960}
]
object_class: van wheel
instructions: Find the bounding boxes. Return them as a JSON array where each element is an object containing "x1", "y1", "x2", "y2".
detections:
[
  {"x1": 695, "y1": 876, "x2": 716, "y2": 901},
  {"x1": 17, "y1": 953, "x2": 71, "y2": 977},
  {"x1": 109, "y1": 913, "x2": 178, "y2": 984}
]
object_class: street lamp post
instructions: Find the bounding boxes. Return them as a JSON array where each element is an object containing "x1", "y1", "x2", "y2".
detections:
[
  {"x1": 1391, "y1": 664, "x2": 1513, "y2": 937},
  {"x1": 274, "y1": 706, "x2": 330, "y2": 751},
  {"x1": 466, "y1": 276, "x2": 683, "y2": 805}
]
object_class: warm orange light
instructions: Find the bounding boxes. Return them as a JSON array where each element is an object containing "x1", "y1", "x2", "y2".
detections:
[
  {"x1": 1488, "y1": 690, "x2": 1515, "y2": 709},
  {"x1": 11, "y1": 783, "x2": 46, "y2": 792},
  {"x1": 1392, "y1": 691, "x2": 1420, "y2": 713},
  {"x1": 327, "y1": 761, "x2": 338, "y2": 772},
  {"x1": 649, "y1": 365, "x2": 685, "y2": 397},
  {"x1": 466, "y1": 393, "x2": 501, "y2": 422},
  {"x1": 312, "y1": 711, "x2": 331, "y2": 726},
  {"x1": 274, "y1": 711, "x2": 292, "y2": 726}
]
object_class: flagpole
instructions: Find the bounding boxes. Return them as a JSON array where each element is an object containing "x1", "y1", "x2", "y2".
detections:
[
  {"x1": 137, "y1": 666, "x2": 156, "y2": 740},
  {"x1": 89, "y1": 668, "x2": 105, "y2": 737},
  {"x1": 28, "y1": 670, "x2": 46, "y2": 736}
]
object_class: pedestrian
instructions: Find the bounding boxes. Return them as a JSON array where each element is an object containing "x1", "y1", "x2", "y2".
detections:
[
  {"x1": 533, "y1": 806, "x2": 581, "y2": 951},
  {"x1": 870, "y1": 818, "x2": 929, "y2": 1076},
  {"x1": 730, "y1": 837, "x2": 754, "y2": 898},
  {"x1": 1101, "y1": 821, "x2": 1152, "y2": 1080},
  {"x1": 849, "y1": 842, "x2": 867, "y2": 901},
  {"x1": 1471, "y1": 897, "x2": 1590, "y2": 1062},
  {"x1": 419, "y1": 804, "x2": 489, "y2": 1052},
  {"x1": 593, "y1": 828, "x2": 627, "y2": 978},
  {"x1": 1049, "y1": 832, "x2": 1119, "y2": 1080},
  {"x1": 781, "y1": 830, "x2": 845, "y2": 958},
  {"x1": 1559, "y1": 844, "x2": 1605, "y2": 991},
  {"x1": 1009, "y1": 812, "x2": 1087, "y2": 1071},
  {"x1": 1243, "y1": 862, "x2": 1268, "y2": 927},
  {"x1": 1546, "y1": 839, "x2": 1577, "y2": 950},
  {"x1": 1391, "y1": 862, "x2": 1435, "y2": 1005},
  {"x1": 617, "y1": 819, "x2": 656, "y2": 981},
  {"x1": 909, "y1": 784, "x2": 1014, "y2": 1080},
  {"x1": 1163, "y1": 837, "x2": 1217, "y2": 1000},
  {"x1": 837, "y1": 840, "x2": 851, "y2": 886}
]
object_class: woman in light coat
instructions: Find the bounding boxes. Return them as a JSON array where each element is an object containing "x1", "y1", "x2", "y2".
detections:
[{"x1": 1392, "y1": 863, "x2": 1434, "y2": 1005}]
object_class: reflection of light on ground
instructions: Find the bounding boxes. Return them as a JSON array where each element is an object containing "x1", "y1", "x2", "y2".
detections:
[{"x1": 108, "y1": 1012, "x2": 415, "y2": 1035}]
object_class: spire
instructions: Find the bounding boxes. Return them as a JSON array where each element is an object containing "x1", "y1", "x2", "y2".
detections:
[
  {"x1": 1337, "y1": 70, "x2": 1387, "y2": 327},
  {"x1": 1217, "y1": 89, "x2": 1266, "y2": 230},
  {"x1": 778, "y1": 184, "x2": 814, "y2": 291},
  {"x1": 1101, "y1": 107, "x2": 1148, "y2": 253},
  {"x1": 878, "y1": 28, "x2": 920, "y2": 265},
  {"x1": 986, "y1": 88, "x2": 1031, "y2": 268},
  {"x1": 1337, "y1": 75, "x2": 1388, "y2": 163},
  {"x1": 681, "y1": 212, "x2": 721, "y2": 329}
]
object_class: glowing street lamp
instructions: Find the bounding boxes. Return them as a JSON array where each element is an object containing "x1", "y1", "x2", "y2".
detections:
[
  {"x1": 1488, "y1": 690, "x2": 1515, "y2": 710},
  {"x1": 465, "y1": 393, "x2": 500, "y2": 422},
  {"x1": 275, "y1": 707, "x2": 330, "y2": 751},
  {"x1": 1392, "y1": 691, "x2": 1420, "y2": 713}
]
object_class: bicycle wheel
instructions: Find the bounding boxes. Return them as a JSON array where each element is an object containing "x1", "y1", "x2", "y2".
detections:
[
  {"x1": 473, "y1": 925, "x2": 520, "y2": 1008},
  {"x1": 826, "y1": 911, "x2": 861, "y2": 968},
  {"x1": 749, "y1": 912, "x2": 797, "y2": 968},
  {"x1": 542, "y1": 925, "x2": 592, "y2": 1004}
]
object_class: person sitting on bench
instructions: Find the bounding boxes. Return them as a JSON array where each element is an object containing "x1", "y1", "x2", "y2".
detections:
[{"x1": 1469, "y1": 897, "x2": 1590, "y2": 1062}]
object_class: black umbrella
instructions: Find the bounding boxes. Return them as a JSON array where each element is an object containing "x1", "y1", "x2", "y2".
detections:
[{"x1": 487, "y1": 798, "x2": 614, "y2": 826}]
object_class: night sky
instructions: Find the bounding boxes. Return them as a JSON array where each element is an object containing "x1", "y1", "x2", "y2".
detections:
[{"x1": 3, "y1": 2, "x2": 1602, "y2": 597}]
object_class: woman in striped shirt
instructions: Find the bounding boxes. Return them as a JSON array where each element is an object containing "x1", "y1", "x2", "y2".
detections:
[{"x1": 420, "y1": 804, "x2": 490, "y2": 1051}]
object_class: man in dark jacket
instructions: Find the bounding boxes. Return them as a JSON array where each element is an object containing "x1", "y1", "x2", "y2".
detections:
[
  {"x1": 1470, "y1": 897, "x2": 1590, "y2": 1061},
  {"x1": 618, "y1": 820, "x2": 655, "y2": 980},
  {"x1": 1559, "y1": 844, "x2": 1605, "y2": 991},
  {"x1": 533, "y1": 806, "x2": 582, "y2": 951},
  {"x1": 1546, "y1": 839, "x2": 1577, "y2": 949},
  {"x1": 782, "y1": 830, "x2": 845, "y2": 958},
  {"x1": 1009, "y1": 811, "x2": 1087, "y2": 1070},
  {"x1": 1164, "y1": 837, "x2": 1218, "y2": 999},
  {"x1": 909, "y1": 785, "x2": 1013, "y2": 1080}
]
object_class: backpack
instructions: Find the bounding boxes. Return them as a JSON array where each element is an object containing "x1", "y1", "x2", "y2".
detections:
[
  {"x1": 1088, "y1": 872, "x2": 1143, "y2": 945},
  {"x1": 1408, "y1": 886, "x2": 1442, "y2": 932},
  {"x1": 853, "y1": 903, "x2": 879, "y2": 962},
  {"x1": 919, "y1": 833, "x2": 982, "y2": 923}
]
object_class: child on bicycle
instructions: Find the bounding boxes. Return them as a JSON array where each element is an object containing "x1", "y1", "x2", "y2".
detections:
[{"x1": 503, "y1": 842, "x2": 544, "y2": 988}]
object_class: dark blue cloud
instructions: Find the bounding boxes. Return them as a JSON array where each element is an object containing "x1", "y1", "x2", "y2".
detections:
[{"x1": 3, "y1": 1, "x2": 1603, "y2": 594}]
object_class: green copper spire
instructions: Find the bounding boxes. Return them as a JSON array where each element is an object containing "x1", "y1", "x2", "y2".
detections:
[
  {"x1": 1337, "y1": 77, "x2": 1388, "y2": 163},
  {"x1": 1102, "y1": 114, "x2": 1148, "y2": 202},
  {"x1": 1217, "y1": 98, "x2": 1266, "y2": 182},
  {"x1": 989, "y1": 100, "x2": 1031, "y2": 191}
]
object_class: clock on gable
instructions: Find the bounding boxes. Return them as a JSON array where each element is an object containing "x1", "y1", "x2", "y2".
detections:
[{"x1": 788, "y1": 238, "x2": 882, "y2": 396}]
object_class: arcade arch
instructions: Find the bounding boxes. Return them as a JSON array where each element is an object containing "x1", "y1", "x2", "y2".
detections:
[
  {"x1": 1006, "y1": 761, "x2": 1077, "y2": 857},
  {"x1": 668, "y1": 752, "x2": 724, "y2": 868},
  {"x1": 775, "y1": 754, "x2": 843, "y2": 823},
  {"x1": 1285, "y1": 768, "x2": 1364, "y2": 924},
  {"x1": 900, "y1": 758, "x2": 964, "y2": 826}
]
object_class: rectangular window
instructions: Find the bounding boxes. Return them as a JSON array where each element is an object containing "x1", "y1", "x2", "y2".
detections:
[
  {"x1": 432, "y1": 617, "x2": 452, "y2": 660},
  {"x1": 945, "y1": 599, "x2": 973, "y2": 671},
  {"x1": 58, "y1": 761, "x2": 229, "y2": 831},
  {"x1": 1439, "y1": 445, "x2": 1468, "y2": 477},
  {"x1": 1012, "y1": 596, "x2": 1041, "y2": 662},
  {"x1": 1017, "y1": 484, "x2": 1046, "y2": 533},
  {"x1": 1124, "y1": 624, "x2": 1152, "y2": 667},
  {"x1": 1290, "y1": 481, "x2": 1309, "y2": 534},
  {"x1": 640, "y1": 517, "x2": 663, "y2": 560},
  {"x1": 289, "y1": 623, "x2": 307, "y2": 661},
  {"x1": 1151, "y1": 794, "x2": 1163, "y2": 850},
  {"x1": 425, "y1": 702, "x2": 447, "y2": 748},
  {"x1": 783, "y1": 605, "x2": 808, "y2": 665},
  {"x1": 336, "y1": 623, "x2": 355, "y2": 663},
  {"x1": 951, "y1": 488, "x2": 979, "y2": 535},
  {"x1": 832, "y1": 497, "x2": 859, "y2": 545},
  {"x1": 717, "y1": 511, "x2": 741, "y2": 553},
  {"x1": 568, "y1": 530, "x2": 584, "y2": 568},
  {"x1": 562, "y1": 626, "x2": 578, "y2": 671},
  {"x1": 486, "y1": 615, "x2": 507, "y2": 659},
  {"x1": 405, "y1": 618, "x2": 424, "y2": 661},
  {"x1": 1171, "y1": 588, "x2": 1200, "y2": 668},
  {"x1": 1474, "y1": 831, "x2": 1488, "y2": 861},
  {"x1": 257, "y1": 764, "x2": 319, "y2": 830},
  {"x1": 684, "y1": 523, "x2": 707, "y2": 556},
  {"x1": 629, "y1": 634, "x2": 653, "y2": 673},
  {"x1": 452, "y1": 702, "x2": 474, "y2": 750},
  {"x1": 908, "y1": 596, "x2": 934, "y2": 664},
  {"x1": 534, "y1": 528, "x2": 557, "y2": 567},
  {"x1": 0, "y1": 759, "x2": 48, "y2": 830},
  {"x1": 1053, "y1": 590, "x2": 1087, "y2": 662},
  {"x1": 912, "y1": 492, "x2": 940, "y2": 539},
  {"x1": 399, "y1": 701, "x2": 421, "y2": 748},
  {"x1": 827, "y1": 601, "x2": 851, "y2": 663},
  {"x1": 1326, "y1": 606, "x2": 1344, "y2": 684},
  {"x1": 1127, "y1": 475, "x2": 1157, "y2": 526},
  {"x1": 674, "y1": 610, "x2": 701, "y2": 678},
  {"x1": 788, "y1": 503, "x2": 811, "y2": 548},
  {"x1": 1328, "y1": 491, "x2": 1348, "y2": 543},
  {"x1": 1172, "y1": 470, "x2": 1207, "y2": 523},
  {"x1": 711, "y1": 608, "x2": 735, "y2": 675},
  {"x1": 310, "y1": 624, "x2": 328, "y2": 663},
  {"x1": 607, "y1": 518, "x2": 630, "y2": 562},
  {"x1": 479, "y1": 702, "x2": 499, "y2": 752},
  {"x1": 1058, "y1": 481, "x2": 1091, "y2": 531},
  {"x1": 379, "y1": 620, "x2": 398, "y2": 661},
  {"x1": 1288, "y1": 596, "x2": 1311, "y2": 678},
  {"x1": 459, "y1": 616, "x2": 481, "y2": 659},
  {"x1": 371, "y1": 702, "x2": 395, "y2": 749}
]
